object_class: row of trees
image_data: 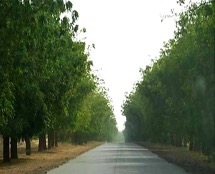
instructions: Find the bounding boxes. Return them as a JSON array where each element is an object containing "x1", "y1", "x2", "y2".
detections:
[
  {"x1": 122, "y1": 1, "x2": 214, "y2": 159},
  {"x1": 0, "y1": 0, "x2": 117, "y2": 162}
]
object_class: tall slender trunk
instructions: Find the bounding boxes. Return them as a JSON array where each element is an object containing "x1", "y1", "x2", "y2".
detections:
[
  {"x1": 176, "y1": 136, "x2": 182, "y2": 147},
  {"x1": 189, "y1": 136, "x2": 194, "y2": 151},
  {"x1": 3, "y1": 136, "x2": 10, "y2": 162},
  {"x1": 48, "y1": 131, "x2": 52, "y2": 149},
  {"x1": 54, "y1": 131, "x2": 58, "y2": 147},
  {"x1": 11, "y1": 137, "x2": 18, "y2": 159},
  {"x1": 52, "y1": 130, "x2": 55, "y2": 147},
  {"x1": 38, "y1": 134, "x2": 43, "y2": 151},
  {"x1": 25, "y1": 137, "x2": 31, "y2": 155},
  {"x1": 48, "y1": 130, "x2": 54, "y2": 149},
  {"x1": 38, "y1": 133, "x2": 47, "y2": 151},
  {"x1": 43, "y1": 134, "x2": 47, "y2": 150}
]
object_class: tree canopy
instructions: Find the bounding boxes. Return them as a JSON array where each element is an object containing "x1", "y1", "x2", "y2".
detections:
[
  {"x1": 122, "y1": 0, "x2": 214, "y2": 159},
  {"x1": 0, "y1": 0, "x2": 117, "y2": 162}
]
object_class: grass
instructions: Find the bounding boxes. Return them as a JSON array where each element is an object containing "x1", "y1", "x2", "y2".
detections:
[
  {"x1": 138, "y1": 142, "x2": 215, "y2": 174},
  {"x1": 0, "y1": 140, "x2": 103, "y2": 174}
]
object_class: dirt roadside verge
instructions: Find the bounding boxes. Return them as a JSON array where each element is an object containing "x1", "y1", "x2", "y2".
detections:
[
  {"x1": 0, "y1": 141, "x2": 103, "y2": 174},
  {"x1": 137, "y1": 142, "x2": 215, "y2": 174}
]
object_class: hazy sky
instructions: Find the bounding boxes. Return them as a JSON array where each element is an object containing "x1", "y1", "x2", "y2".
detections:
[{"x1": 72, "y1": 0, "x2": 181, "y2": 131}]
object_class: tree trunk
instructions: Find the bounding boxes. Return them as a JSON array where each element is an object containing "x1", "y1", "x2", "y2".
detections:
[
  {"x1": 43, "y1": 134, "x2": 47, "y2": 150},
  {"x1": 3, "y1": 136, "x2": 10, "y2": 162},
  {"x1": 48, "y1": 130, "x2": 54, "y2": 149},
  {"x1": 170, "y1": 134, "x2": 175, "y2": 146},
  {"x1": 38, "y1": 133, "x2": 47, "y2": 151},
  {"x1": 52, "y1": 130, "x2": 55, "y2": 147},
  {"x1": 25, "y1": 137, "x2": 31, "y2": 155},
  {"x1": 54, "y1": 131, "x2": 58, "y2": 147},
  {"x1": 11, "y1": 137, "x2": 18, "y2": 159},
  {"x1": 48, "y1": 131, "x2": 52, "y2": 149},
  {"x1": 189, "y1": 137, "x2": 194, "y2": 151},
  {"x1": 176, "y1": 137, "x2": 182, "y2": 147},
  {"x1": 38, "y1": 135, "x2": 42, "y2": 151}
]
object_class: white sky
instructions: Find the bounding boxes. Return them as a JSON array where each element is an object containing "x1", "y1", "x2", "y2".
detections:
[{"x1": 72, "y1": 0, "x2": 181, "y2": 131}]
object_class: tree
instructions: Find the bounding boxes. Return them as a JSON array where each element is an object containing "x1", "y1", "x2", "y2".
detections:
[
  {"x1": 0, "y1": 0, "x2": 90, "y2": 161},
  {"x1": 122, "y1": 0, "x2": 214, "y2": 159}
]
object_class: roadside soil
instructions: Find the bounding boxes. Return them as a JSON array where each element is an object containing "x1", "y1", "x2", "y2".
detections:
[
  {"x1": 0, "y1": 140, "x2": 103, "y2": 174},
  {"x1": 138, "y1": 142, "x2": 215, "y2": 174}
]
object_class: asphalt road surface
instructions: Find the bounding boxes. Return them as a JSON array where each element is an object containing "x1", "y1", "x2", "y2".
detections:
[{"x1": 48, "y1": 142, "x2": 187, "y2": 174}]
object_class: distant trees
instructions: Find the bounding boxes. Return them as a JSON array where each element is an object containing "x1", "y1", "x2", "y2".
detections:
[
  {"x1": 122, "y1": 1, "x2": 214, "y2": 160},
  {"x1": 0, "y1": 0, "x2": 117, "y2": 163},
  {"x1": 71, "y1": 88, "x2": 118, "y2": 144}
]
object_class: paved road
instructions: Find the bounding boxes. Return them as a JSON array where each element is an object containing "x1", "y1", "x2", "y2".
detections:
[{"x1": 48, "y1": 142, "x2": 187, "y2": 174}]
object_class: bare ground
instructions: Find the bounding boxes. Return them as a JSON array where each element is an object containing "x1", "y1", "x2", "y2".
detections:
[
  {"x1": 138, "y1": 142, "x2": 215, "y2": 174},
  {"x1": 0, "y1": 140, "x2": 103, "y2": 174}
]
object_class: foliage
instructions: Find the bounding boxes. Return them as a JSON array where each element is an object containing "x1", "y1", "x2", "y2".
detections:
[
  {"x1": 122, "y1": 1, "x2": 214, "y2": 159},
  {"x1": 0, "y1": 0, "x2": 117, "y2": 153}
]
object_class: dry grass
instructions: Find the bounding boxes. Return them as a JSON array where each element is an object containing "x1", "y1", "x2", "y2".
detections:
[
  {"x1": 0, "y1": 140, "x2": 103, "y2": 174},
  {"x1": 139, "y1": 142, "x2": 215, "y2": 174}
]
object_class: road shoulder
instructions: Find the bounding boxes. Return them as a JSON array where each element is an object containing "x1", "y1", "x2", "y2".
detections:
[
  {"x1": 0, "y1": 141, "x2": 103, "y2": 174},
  {"x1": 137, "y1": 142, "x2": 215, "y2": 174}
]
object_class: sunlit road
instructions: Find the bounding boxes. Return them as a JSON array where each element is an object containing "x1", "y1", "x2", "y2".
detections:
[{"x1": 48, "y1": 142, "x2": 187, "y2": 174}]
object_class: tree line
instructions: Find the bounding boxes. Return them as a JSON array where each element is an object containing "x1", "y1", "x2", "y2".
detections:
[
  {"x1": 0, "y1": 0, "x2": 117, "y2": 162},
  {"x1": 122, "y1": 1, "x2": 214, "y2": 160}
]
